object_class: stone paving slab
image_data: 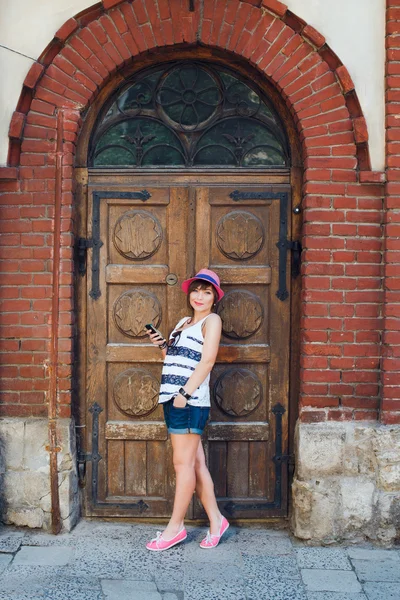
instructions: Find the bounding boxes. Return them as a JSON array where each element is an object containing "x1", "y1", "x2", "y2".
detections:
[
  {"x1": 296, "y1": 548, "x2": 352, "y2": 570},
  {"x1": 101, "y1": 579, "x2": 162, "y2": 600},
  {"x1": 302, "y1": 569, "x2": 363, "y2": 593},
  {"x1": 362, "y1": 581, "x2": 400, "y2": 600},
  {"x1": 306, "y1": 594, "x2": 367, "y2": 600},
  {"x1": 0, "y1": 553, "x2": 13, "y2": 573},
  {"x1": 233, "y1": 529, "x2": 293, "y2": 555},
  {"x1": 0, "y1": 569, "x2": 102, "y2": 600},
  {"x1": 245, "y1": 577, "x2": 308, "y2": 600},
  {"x1": 0, "y1": 531, "x2": 25, "y2": 553},
  {"x1": 351, "y1": 559, "x2": 400, "y2": 583},
  {"x1": 242, "y1": 553, "x2": 301, "y2": 580},
  {"x1": 183, "y1": 580, "x2": 247, "y2": 600},
  {"x1": 183, "y1": 540, "x2": 243, "y2": 563},
  {"x1": 347, "y1": 547, "x2": 400, "y2": 562},
  {"x1": 0, "y1": 593, "x2": 45, "y2": 600},
  {"x1": 13, "y1": 546, "x2": 74, "y2": 566},
  {"x1": 154, "y1": 564, "x2": 184, "y2": 592},
  {"x1": 184, "y1": 561, "x2": 245, "y2": 585}
]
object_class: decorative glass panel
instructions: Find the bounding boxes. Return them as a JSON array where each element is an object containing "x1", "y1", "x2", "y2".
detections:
[{"x1": 89, "y1": 62, "x2": 290, "y2": 168}]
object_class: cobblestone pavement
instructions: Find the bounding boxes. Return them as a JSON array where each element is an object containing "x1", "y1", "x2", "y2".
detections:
[{"x1": 0, "y1": 521, "x2": 399, "y2": 600}]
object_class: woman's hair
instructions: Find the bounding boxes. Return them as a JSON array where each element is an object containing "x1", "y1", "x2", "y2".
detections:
[{"x1": 187, "y1": 279, "x2": 219, "y2": 312}]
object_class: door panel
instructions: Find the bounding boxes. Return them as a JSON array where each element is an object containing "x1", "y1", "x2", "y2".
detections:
[
  {"x1": 193, "y1": 184, "x2": 290, "y2": 518},
  {"x1": 84, "y1": 179, "x2": 291, "y2": 519},
  {"x1": 86, "y1": 186, "x2": 189, "y2": 516}
]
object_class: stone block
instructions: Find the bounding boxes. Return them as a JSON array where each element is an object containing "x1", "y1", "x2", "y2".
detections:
[
  {"x1": 296, "y1": 423, "x2": 346, "y2": 480},
  {"x1": 4, "y1": 507, "x2": 46, "y2": 529},
  {"x1": 375, "y1": 492, "x2": 400, "y2": 538},
  {"x1": 373, "y1": 427, "x2": 400, "y2": 492},
  {"x1": 377, "y1": 464, "x2": 400, "y2": 492},
  {"x1": 344, "y1": 425, "x2": 376, "y2": 477},
  {"x1": 293, "y1": 422, "x2": 400, "y2": 544},
  {"x1": 0, "y1": 419, "x2": 24, "y2": 471},
  {"x1": 373, "y1": 427, "x2": 400, "y2": 464},
  {"x1": 292, "y1": 479, "x2": 338, "y2": 542},
  {"x1": 23, "y1": 419, "x2": 49, "y2": 473},
  {"x1": 340, "y1": 478, "x2": 374, "y2": 530},
  {"x1": 291, "y1": 480, "x2": 313, "y2": 539},
  {"x1": 57, "y1": 419, "x2": 80, "y2": 532},
  {"x1": 2, "y1": 471, "x2": 51, "y2": 512}
]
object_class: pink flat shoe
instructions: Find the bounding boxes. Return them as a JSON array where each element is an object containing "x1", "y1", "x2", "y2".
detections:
[
  {"x1": 200, "y1": 516, "x2": 229, "y2": 549},
  {"x1": 146, "y1": 527, "x2": 187, "y2": 552}
]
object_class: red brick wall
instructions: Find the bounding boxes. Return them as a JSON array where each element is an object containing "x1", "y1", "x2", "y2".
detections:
[
  {"x1": 383, "y1": 0, "x2": 400, "y2": 425},
  {"x1": 0, "y1": 0, "x2": 390, "y2": 422}
]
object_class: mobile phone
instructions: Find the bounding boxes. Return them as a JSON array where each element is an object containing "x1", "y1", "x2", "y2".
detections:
[{"x1": 145, "y1": 324, "x2": 164, "y2": 340}]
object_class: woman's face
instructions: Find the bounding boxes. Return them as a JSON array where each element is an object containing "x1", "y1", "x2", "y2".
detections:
[{"x1": 189, "y1": 284, "x2": 215, "y2": 313}]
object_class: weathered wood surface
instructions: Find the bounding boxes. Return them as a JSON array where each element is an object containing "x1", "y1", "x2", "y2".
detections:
[
  {"x1": 105, "y1": 265, "x2": 169, "y2": 284},
  {"x1": 106, "y1": 421, "x2": 168, "y2": 440},
  {"x1": 207, "y1": 422, "x2": 269, "y2": 441}
]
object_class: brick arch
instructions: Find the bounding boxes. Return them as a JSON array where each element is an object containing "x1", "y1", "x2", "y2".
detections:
[
  {"x1": 1, "y1": 0, "x2": 385, "y2": 427},
  {"x1": 9, "y1": 0, "x2": 371, "y2": 174}
]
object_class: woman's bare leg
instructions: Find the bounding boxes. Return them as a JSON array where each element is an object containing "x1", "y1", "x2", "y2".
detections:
[
  {"x1": 195, "y1": 441, "x2": 223, "y2": 535},
  {"x1": 162, "y1": 433, "x2": 201, "y2": 540}
]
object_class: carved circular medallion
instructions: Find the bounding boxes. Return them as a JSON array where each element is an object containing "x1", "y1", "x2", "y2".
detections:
[
  {"x1": 156, "y1": 63, "x2": 222, "y2": 131},
  {"x1": 113, "y1": 289, "x2": 161, "y2": 338},
  {"x1": 216, "y1": 211, "x2": 264, "y2": 260},
  {"x1": 217, "y1": 290, "x2": 263, "y2": 339},
  {"x1": 113, "y1": 368, "x2": 159, "y2": 417},
  {"x1": 114, "y1": 210, "x2": 162, "y2": 260},
  {"x1": 214, "y1": 368, "x2": 262, "y2": 417}
]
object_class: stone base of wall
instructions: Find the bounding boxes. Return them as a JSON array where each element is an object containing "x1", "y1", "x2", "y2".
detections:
[
  {"x1": 292, "y1": 421, "x2": 400, "y2": 545},
  {"x1": 0, "y1": 417, "x2": 80, "y2": 532}
]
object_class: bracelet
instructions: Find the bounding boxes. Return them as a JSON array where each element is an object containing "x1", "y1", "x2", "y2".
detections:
[
  {"x1": 178, "y1": 387, "x2": 191, "y2": 401},
  {"x1": 159, "y1": 341, "x2": 167, "y2": 349}
]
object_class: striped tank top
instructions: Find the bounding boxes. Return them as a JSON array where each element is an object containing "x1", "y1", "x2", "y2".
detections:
[{"x1": 158, "y1": 315, "x2": 211, "y2": 408}]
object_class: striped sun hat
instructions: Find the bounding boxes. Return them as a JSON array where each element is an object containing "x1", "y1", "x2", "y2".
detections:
[{"x1": 181, "y1": 268, "x2": 224, "y2": 301}]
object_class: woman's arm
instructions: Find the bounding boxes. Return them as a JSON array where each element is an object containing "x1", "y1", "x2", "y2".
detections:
[
  {"x1": 148, "y1": 331, "x2": 168, "y2": 359},
  {"x1": 174, "y1": 313, "x2": 222, "y2": 407}
]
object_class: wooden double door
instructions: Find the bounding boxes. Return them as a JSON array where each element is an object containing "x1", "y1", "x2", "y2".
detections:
[{"x1": 82, "y1": 172, "x2": 291, "y2": 519}]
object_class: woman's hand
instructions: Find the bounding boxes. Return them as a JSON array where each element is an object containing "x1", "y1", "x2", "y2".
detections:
[
  {"x1": 173, "y1": 393, "x2": 187, "y2": 408},
  {"x1": 148, "y1": 331, "x2": 167, "y2": 348}
]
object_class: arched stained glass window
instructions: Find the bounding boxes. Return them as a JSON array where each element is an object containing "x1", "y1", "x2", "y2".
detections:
[{"x1": 89, "y1": 62, "x2": 290, "y2": 168}]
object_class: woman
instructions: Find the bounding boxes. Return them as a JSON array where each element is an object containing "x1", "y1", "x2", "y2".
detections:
[{"x1": 145, "y1": 269, "x2": 229, "y2": 552}]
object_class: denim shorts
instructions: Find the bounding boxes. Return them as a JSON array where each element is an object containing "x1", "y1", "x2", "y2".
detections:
[{"x1": 162, "y1": 399, "x2": 210, "y2": 435}]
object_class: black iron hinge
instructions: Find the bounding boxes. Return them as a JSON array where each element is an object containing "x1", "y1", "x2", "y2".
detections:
[
  {"x1": 287, "y1": 240, "x2": 302, "y2": 279},
  {"x1": 77, "y1": 237, "x2": 93, "y2": 276}
]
